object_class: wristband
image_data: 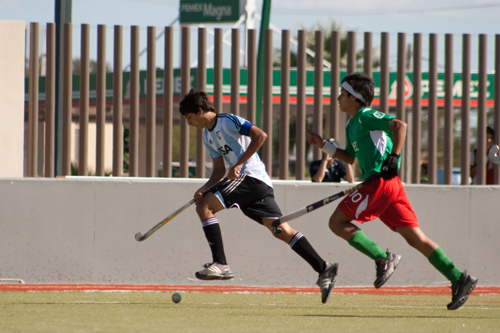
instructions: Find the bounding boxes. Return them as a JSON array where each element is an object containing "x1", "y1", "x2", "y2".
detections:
[{"x1": 322, "y1": 140, "x2": 337, "y2": 156}]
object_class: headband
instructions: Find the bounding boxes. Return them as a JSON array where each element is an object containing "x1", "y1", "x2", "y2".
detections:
[{"x1": 341, "y1": 81, "x2": 366, "y2": 104}]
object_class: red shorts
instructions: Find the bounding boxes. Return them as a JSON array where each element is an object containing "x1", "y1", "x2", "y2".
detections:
[{"x1": 338, "y1": 176, "x2": 419, "y2": 231}]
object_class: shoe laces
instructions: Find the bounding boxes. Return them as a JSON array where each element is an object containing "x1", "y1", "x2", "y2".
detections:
[
  {"x1": 204, "y1": 262, "x2": 230, "y2": 272},
  {"x1": 451, "y1": 271, "x2": 467, "y2": 295},
  {"x1": 376, "y1": 257, "x2": 388, "y2": 272}
]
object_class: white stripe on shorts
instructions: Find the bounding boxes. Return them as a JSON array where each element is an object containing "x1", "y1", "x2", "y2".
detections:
[{"x1": 223, "y1": 174, "x2": 245, "y2": 195}]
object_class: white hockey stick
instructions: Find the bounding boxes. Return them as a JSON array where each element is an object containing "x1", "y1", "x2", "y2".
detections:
[
  {"x1": 488, "y1": 145, "x2": 500, "y2": 165},
  {"x1": 135, "y1": 178, "x2": 229, "y2": 242}
]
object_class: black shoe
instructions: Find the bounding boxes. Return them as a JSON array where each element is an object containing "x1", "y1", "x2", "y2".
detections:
[
  {"x1": 316, "y1": 262, "x2": 338, "y2": 304},
  {"x1": 374, "y1": 251, "x2": 401, "y2": 288},
  {"x1": 447, "y1": 270, "x2": 478, "y2": 310}
]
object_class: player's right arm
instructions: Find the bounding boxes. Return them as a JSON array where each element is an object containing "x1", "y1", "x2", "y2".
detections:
[
  {"x1": 307, "y1": 131, "x2": 355, "y2": 165},
  {"x1": 332, "y1": 149, "x2": 355, "y2": 165}
]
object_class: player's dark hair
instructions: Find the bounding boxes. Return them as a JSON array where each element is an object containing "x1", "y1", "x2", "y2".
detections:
[
  {"x1": 341, "y1": 73, "x2": 374, "y2": 107},
  {"x1": 487, "y1": 126, "x2": 494, "y2": 135},
  {"x1": 179, "y1": 89, "x2": 215, "y2": 115}
]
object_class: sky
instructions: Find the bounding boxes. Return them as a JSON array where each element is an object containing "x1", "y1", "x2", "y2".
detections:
[{"x1": 1, "y1": 0, "x2": 499, "y2": 71}]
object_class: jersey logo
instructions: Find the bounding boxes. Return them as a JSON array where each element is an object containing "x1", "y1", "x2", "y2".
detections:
[
  {"x1": 355, "y1": 194, "x2": 369, "y2": 219},
  {"x1": 351, "y1": 141, "x2": 359, "y2": 152},
  {"x1": 373, "y1": 111, "x2": 385, "y2": 119},
  {"x1": 216, "y1": 130, "x2": 222, "y2": 140},
  {"x1": 217, "y1": 144, "x2": 234, "y2": 155}
]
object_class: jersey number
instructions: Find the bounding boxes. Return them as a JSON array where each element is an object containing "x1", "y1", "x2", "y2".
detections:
[{"x1": 349, "y1": 190, "x2": 363, "y2": 203}]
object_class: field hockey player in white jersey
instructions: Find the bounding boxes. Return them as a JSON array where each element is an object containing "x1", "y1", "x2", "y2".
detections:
[
  {"x1": 179, "y1": 89, "x2": 338, "y2": 304},
  {"x1": 308, "y1": 73, "x2": 477, "y2": 310}
]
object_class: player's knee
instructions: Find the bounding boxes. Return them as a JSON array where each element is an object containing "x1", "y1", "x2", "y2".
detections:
[
  {"x1": 270, "y1": 229, "x2": 288, "y2": 241},
  {"x1": 397, "y1": 228, "x2": 429, "y2": 249},
  {"x1": 328, "y1": 216, "x2": 343, "y2": 236},
  {"x1": 269, "y1": 223, "x2": 295, "y2": 242},
  {"x1": 195, "y1": 201, "x2": 213, "y2": 217}
]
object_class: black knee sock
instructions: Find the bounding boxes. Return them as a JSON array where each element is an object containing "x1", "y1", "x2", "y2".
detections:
[
  {"x1": 289, "y1": 232, "x2": 326, "y2": 273},
  {"x1": 201, "y1": 217, "x2": 227, "y2": 265}
]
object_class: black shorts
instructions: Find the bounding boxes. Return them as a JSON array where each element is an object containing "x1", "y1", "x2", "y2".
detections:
[{"x1": 211, "y1": 175, "x2": 282, "y2": 224}]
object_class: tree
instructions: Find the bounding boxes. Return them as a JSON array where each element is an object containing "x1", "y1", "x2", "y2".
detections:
[
  {"x1": 72, "y1": 59, "x2": 112, "y2": 74},
  {"x1": 274, "y1": 20, "x2": 380, "y2": 70}
]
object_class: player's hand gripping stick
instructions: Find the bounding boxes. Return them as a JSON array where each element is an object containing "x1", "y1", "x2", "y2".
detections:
[{"x1": 135, "y1": 178, "x2": 229, "y2": 242}]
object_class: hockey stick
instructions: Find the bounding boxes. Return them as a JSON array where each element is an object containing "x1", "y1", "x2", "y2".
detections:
[
  {"x1": 135, "y1": 178, "x2": 229, "y2": 242},
  {"x1": 271, "y1": 174, "x2": 381, "y2": 235},
  {"x1": 488, "y1": 145, "x2": 500, "y2": 164}
]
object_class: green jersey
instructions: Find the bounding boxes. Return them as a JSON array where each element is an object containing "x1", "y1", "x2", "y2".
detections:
[{"x1": 345, "y1": 107, "x2": 399, "y2": 179}]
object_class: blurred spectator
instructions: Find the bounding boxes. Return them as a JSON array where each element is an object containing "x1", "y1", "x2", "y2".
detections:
[
  {"x1": 420, "y1": 163, "x2": 428, "y2": 184},
  {"x1": 470, "y1": 126, "x2": 495, "y2": 184},
  {"x1": 310, "y1": 139, "x2": 354, "y2": 183}
]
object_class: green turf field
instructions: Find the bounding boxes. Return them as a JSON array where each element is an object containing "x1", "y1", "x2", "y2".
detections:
[{"x1": 1, "y1": 292, "x2": 499, "y2": 332}]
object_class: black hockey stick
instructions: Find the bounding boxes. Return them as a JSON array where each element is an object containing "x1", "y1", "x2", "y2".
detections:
[
  {"x1": 271, "y1": 174, "x2": 381, "y2": 234},
  {"x1": 135, "y1": 178, "x2": 229, "y2": 242}
]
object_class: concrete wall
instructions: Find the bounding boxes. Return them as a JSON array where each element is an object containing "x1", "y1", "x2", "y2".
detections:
[
  {"x1": 0, "y1": 21, "x2": 25, "y2": 177},
  {"x1": 0, "y1": 178, "x2": 499, "y2": 287}
]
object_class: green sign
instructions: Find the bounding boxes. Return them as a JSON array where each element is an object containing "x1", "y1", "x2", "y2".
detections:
[
  {"x1": 25, "y1": 68, "x2": 496, "y2": 105},
  {"x1": 179, "y1": 0, "x2": 245, "y2": 24}
]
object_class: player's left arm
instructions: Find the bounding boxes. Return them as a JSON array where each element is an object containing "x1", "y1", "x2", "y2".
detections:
[
  {"x1": 380, "y1": 118, "x2": 407, "y2": 179},
  {"x1": 229, "y1": 125, "x2": 267, "y2": 179},
  {"x1": 389, "y1": 118, "x2": 407, "y2": 155},
  {"x1": 195, "y1": 156, "x2": 226, "y2": 203}
]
